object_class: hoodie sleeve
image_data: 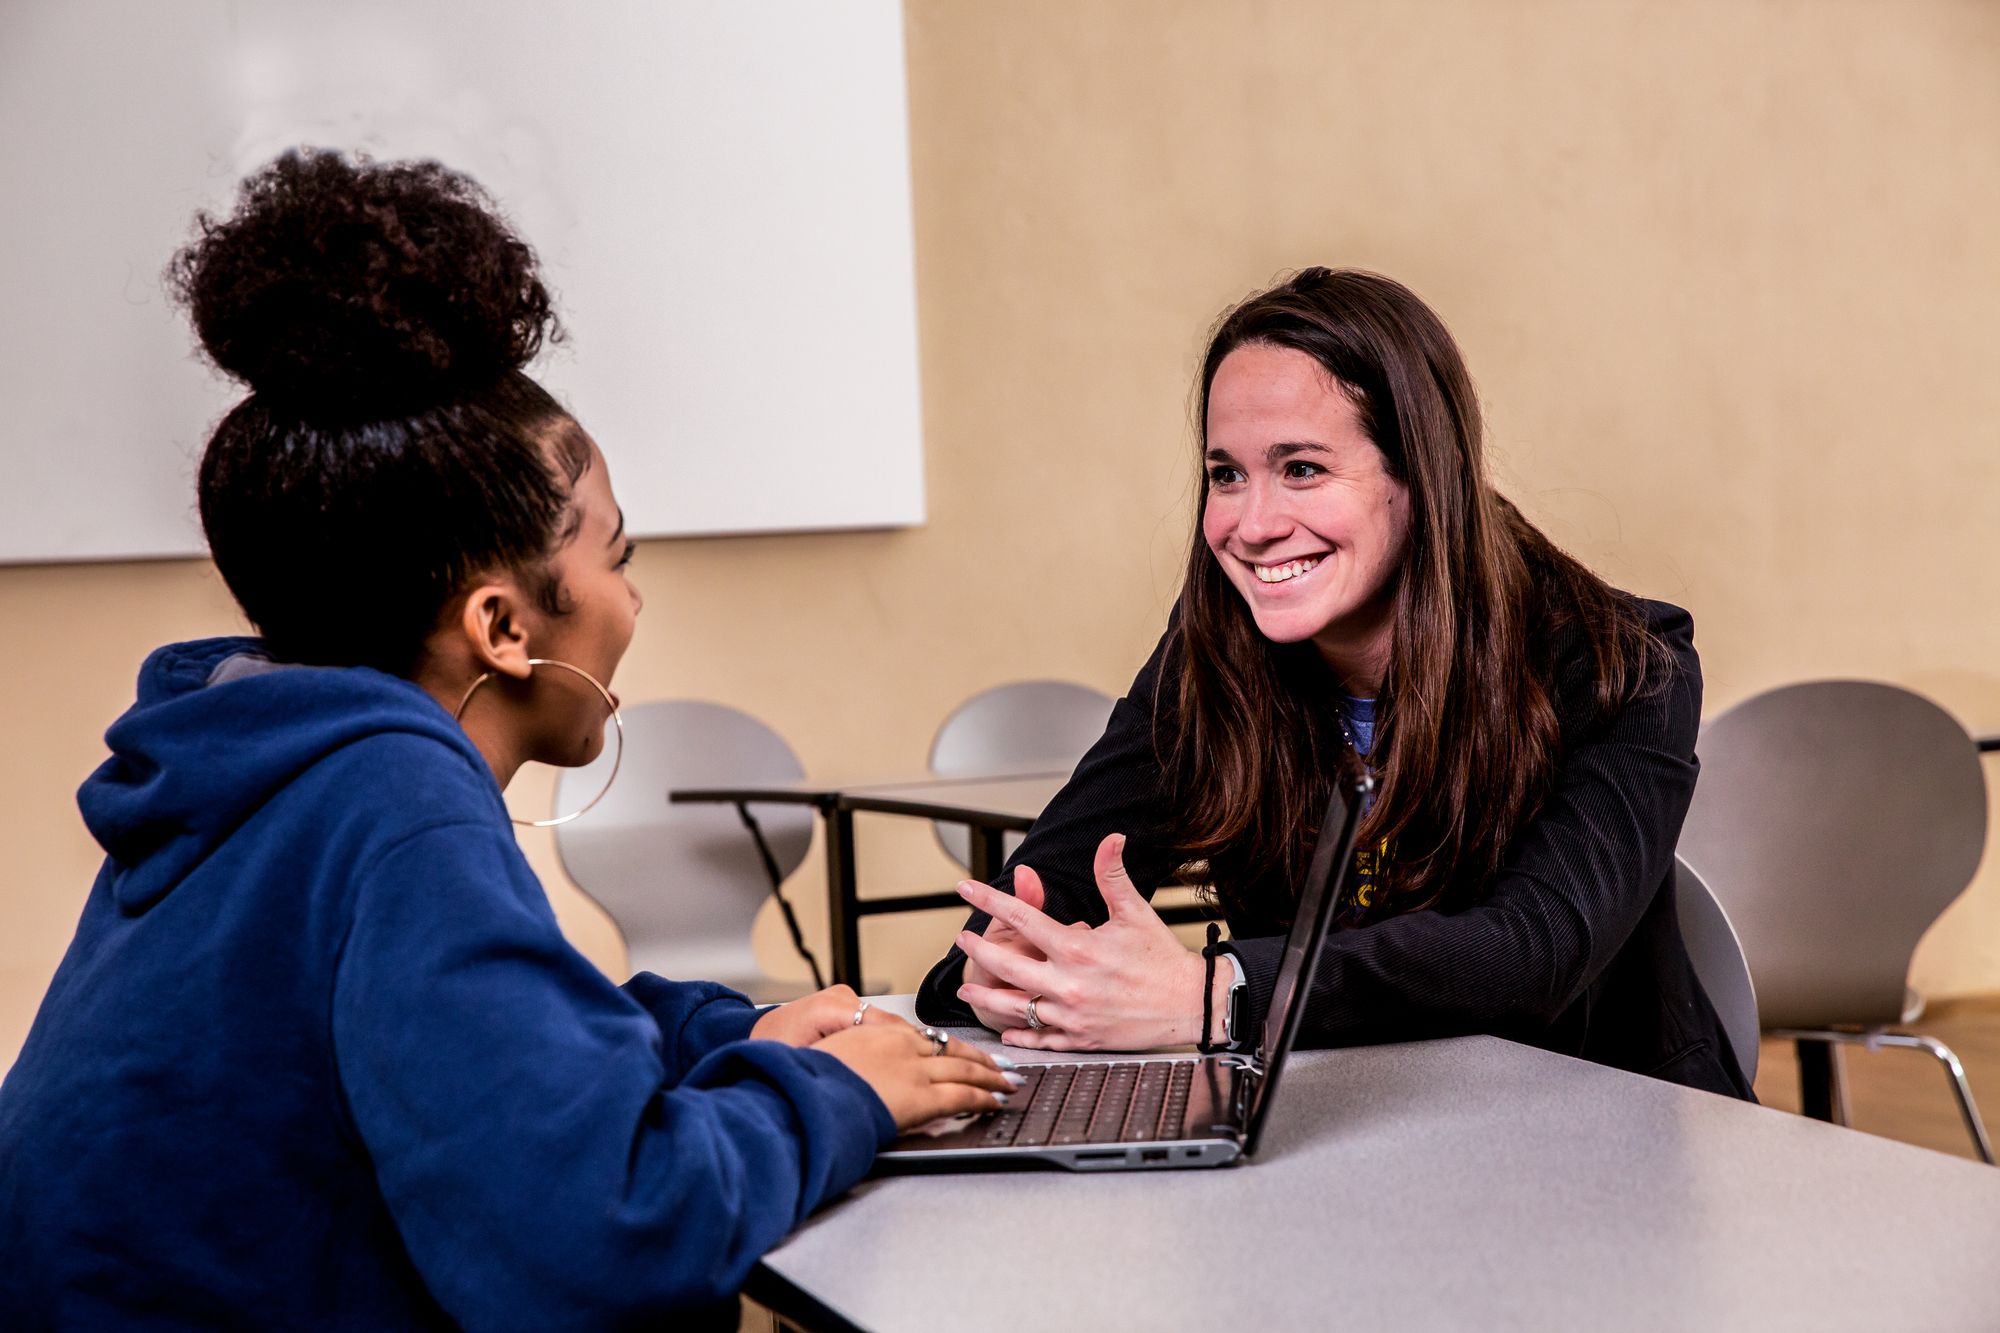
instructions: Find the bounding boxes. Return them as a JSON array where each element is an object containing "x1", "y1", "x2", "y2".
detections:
[
  {"x1": 330, "y1": 819, "x2": 895, "y2": 1328},
  {"x1": 619, "y1": 972, "x2": 765, "y2": 1070}
]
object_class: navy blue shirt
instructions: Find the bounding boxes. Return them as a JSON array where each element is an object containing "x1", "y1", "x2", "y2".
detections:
[{"x1": 1340, "y1": 694, "x2": 1377, "y2": 758}]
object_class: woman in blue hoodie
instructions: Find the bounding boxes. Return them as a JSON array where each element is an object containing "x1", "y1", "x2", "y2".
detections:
[{"x1": 0, "y1": 150, "x2": 1009, "y2": 1330}]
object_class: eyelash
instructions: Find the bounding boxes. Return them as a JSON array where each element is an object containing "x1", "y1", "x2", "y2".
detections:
[
  {"x1": 616, "y1": 540, "x2": 636, "y2": 570},
  {"x1": 1207, "y1": 461, "x2": 1325, "y2": 486}
]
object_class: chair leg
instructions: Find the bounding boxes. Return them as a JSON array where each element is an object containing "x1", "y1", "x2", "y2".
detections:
[
  {"x1": 1795, "y1": 1038, "x2": 1848, "y2": 1125},
  {"x1": 1870, "y1": 1034, "x2": 1995, "y2": 1166},
  {"x1": 1776, "y1": 1028, "x2": 1995, "y2": 1166}
]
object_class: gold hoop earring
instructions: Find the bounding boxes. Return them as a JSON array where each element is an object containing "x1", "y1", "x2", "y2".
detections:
[{"x1": 453, "y1": 658, "x2": 624, "y2": 828}]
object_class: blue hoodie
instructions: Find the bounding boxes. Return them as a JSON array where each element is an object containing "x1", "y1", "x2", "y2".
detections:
[{"x1": 0, "y1": 638, "x2": 894, "y2": 1330}]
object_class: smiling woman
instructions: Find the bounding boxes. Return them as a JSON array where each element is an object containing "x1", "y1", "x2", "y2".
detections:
[
  {"x1": 917, "y1": 268, "x2": 1750, "y2": 1101},
  {"x1": 1200, "y1": 341, "x2": 1412, "y2": 685}
]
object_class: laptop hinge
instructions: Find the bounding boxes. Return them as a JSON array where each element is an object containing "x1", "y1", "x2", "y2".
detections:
[{"x1": 1219, "y1": 1055, "x2": 1260, "y2": 1124}]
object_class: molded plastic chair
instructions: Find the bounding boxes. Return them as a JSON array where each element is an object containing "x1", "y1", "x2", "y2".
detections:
[
  {"x1": 553, "y1": 700, "x2": 814, "y2": 1003},
  {"x1": 1677, "y1": 680, "x2": 1993, "y2": 1162},
  {"x1": 927, "y1": 680, "x2": 1115, "y2": 870},
  {"x1": 1673, "y1": 854, "x2": 1760, "y2": 1085}
]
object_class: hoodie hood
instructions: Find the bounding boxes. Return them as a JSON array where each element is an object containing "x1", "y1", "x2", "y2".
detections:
[{"x1": 78, "y1": 637, "x2": 494, "y2": 913}]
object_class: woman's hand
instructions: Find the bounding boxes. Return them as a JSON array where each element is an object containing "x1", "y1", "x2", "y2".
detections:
[
  {"x1": 958, "y1": 867, "x2": 1077, "y2": 1031},
  {"x1": 954, "y1": 833, "x2": 1210, "y2": 1051},
  {"x1": 750, "y1": 985, "x2": 906, "y2": 1046},
  {"x1": 811, "y1": 1024, "x2": 1018, "y2": 1131}
]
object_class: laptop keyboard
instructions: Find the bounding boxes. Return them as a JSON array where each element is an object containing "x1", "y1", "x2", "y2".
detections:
[{"x1": 980, "y1": 1059, "x2": 1196, "y2": 1148}]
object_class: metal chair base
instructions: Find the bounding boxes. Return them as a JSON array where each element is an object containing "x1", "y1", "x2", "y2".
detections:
[{"x1": 1775, "y1": 1028, "x2": 1995, "y2": 1165}]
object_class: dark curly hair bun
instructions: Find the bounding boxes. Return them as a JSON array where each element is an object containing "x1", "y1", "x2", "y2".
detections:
[{"x1": 170, "y1": 149, "x2": 560, "y2": 418}]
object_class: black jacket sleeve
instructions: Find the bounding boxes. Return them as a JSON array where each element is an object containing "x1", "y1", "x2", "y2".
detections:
[
  {"x1": 917, "y1": 600, "x2": 1704, "y2": 1064},
  {"x1": 1231, "y1": 601, "x2": 1702, "y2": 1045}
]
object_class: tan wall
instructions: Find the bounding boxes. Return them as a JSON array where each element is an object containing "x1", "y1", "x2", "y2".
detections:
[{"x1": 5, "y1": 0, "x2": 1999, "y2": 1068}]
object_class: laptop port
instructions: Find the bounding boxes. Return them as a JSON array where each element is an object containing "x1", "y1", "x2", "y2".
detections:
[{"x1": 1141, "y1": 1149, "x2": 1168, "y2": 1163}]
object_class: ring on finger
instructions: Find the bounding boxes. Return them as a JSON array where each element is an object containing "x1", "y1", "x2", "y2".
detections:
[
  {"x1": 851, "y1": 999, "x2": 871, "y2": 1027},
  {"x1": 1025, "y1": 996, "x2": 1047, "y2": 1031},
  {"x1": 919, "y1": 1025, "x2": 949, "y2": 1057}
]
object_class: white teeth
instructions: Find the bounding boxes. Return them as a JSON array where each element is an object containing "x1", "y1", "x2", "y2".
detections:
[{"x1": 1253, "y1": 557, "x2": 1321, "y2": 584}]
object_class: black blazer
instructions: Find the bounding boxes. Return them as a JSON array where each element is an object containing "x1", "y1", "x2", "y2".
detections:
[{"x1": 917, "y1": 598, "x2": 1753, "y2": 1100}]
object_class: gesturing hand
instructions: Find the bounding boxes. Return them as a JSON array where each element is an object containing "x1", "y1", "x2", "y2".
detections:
[
  {"x1": 812, "y1": 1024, "x2": 1017, "y2": 1131},
  {"x1": 955, "y1": 833, "x2": 1210, "y2": 1052},
  {"x1": 957, "y1": 863, "x2": 1077, "y2": 1033},
  {"x1": 751, "y1": 984, "x2": 906, "y2": 1046}
]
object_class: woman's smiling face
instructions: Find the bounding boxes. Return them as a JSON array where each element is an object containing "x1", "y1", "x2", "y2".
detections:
[{"x1": 1201, "y1": 341, "x2": 1411, "y2": 681}]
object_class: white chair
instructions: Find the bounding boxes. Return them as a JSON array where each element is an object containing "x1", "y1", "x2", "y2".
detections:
[
  {"x1": 553, "y1": 700, "x2": 816, "y2": 1003},
  {"x1": 928, "y1": 679, "x2": 1115, "y2": 870},
  {"x1": 1678, "y1": 680, "x2": 1992, "y2": 1162},
  {"x1": 1673, "y1": 854, "x2": 1760, "y2": 1085}
]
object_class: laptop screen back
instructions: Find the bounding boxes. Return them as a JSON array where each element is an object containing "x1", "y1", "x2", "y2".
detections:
[{"x1": 1241, "y1": 772, "x2": 1370, "y2": 1155}]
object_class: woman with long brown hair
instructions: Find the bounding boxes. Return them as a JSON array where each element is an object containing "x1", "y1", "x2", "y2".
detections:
[{"x1": 915, "y1": 267, "x2": 1749, "y2": 1097}]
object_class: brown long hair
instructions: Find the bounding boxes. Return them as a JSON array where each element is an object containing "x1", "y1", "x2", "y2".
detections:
[{"x1": 1167, "y1": 269, "x2": 1659, "y2": 921}]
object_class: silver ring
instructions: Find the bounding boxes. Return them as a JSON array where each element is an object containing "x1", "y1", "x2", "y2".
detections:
[
  {"x1": 851, "y1": 999, "x2": 871, "y2": 1027},
  {"x1": 920, "y1": 1025, "x2": 948, "y2": 1057},
  {"x1": 1025, "y1": 996, "x2": 1046, "y2": 1031}
]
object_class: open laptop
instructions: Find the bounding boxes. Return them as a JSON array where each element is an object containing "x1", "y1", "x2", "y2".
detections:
[{"x1": 877, "y1": 770, "x2": 1371, "y2": 1172}]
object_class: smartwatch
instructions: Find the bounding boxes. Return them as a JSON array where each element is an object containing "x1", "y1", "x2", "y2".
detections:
[{"x1": 1219, "y1": 950, "x2": 1249, "y2": 1050}]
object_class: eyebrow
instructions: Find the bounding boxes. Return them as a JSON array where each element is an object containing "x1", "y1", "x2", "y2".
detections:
[{"x1": 1205, "y1": 440, "x2": 1335, "y2": 462}]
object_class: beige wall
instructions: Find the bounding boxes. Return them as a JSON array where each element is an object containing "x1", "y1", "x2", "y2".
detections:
[{"x1": 5, "y1": 0, "x2": 1999, "y2": 1068}]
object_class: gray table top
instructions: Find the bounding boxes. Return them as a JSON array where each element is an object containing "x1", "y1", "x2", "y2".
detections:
[{"x1": 755, "y1": 1000, "x2": 2000, "y2": 1332}]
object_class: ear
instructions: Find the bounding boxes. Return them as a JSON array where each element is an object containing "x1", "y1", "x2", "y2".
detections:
[{"x1": 458, "y1": 582, "x2": 535, "y2": 680}]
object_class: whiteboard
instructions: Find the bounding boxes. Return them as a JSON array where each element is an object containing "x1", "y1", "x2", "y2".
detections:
[{"x1": 0, "y1": 0, "x2": 925, "y2": 563}]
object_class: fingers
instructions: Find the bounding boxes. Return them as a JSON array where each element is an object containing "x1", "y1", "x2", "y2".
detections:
[
  {"x1": 921, "y1": 1082, "x2": 1011, "y2": 1121},
  {"x1": 955, "y1": 982, "x2": 1034, "y2": 1028},
  {"x1": 956, "y1": 878, "x2": 1076, "y2": 959},
  {"x1": 923, "y1": 1054, "x2": 1015, "y2": 1093},
  {"x1": 962, "y1": 986, "x2": 1073, "y2": 1043},
  {"x1": 1013, "y1": 863, "x2": 1047, "y2": 912},
  {"x1": 1000, "y1": 1025, "x2": 1082, "y2": 1052},
  {"x1": 1092, "y1": 832, "x2": 1149, "y2": 920},
  {"x1": 903, "y1": 1024, "x2": 1000, "y2": 1070},
  {"x1": 958, "y1": 928, "x2": 1060, "y2": 998},
  {"x1": 860, "y1": 1005, "x2": 911, "y2": 1030}
]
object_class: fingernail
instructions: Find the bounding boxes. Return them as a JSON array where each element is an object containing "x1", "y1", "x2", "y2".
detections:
[
  {"x1": 1004, "y1": 1071, "x2": 1027, "y2": 1087},
  {"x1": 993, "y1": 1092, "x2": 1012, "y2": 1106},
  {"x1": 956, "y1": 880, "x2": 977, "y2": 896},
  {"x1": 990, "y1": 1052, "x2": 1019, "y2": 1070}
]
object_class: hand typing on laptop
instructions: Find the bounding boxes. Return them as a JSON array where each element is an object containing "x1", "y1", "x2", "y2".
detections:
[
  {"x1": 739, "y1": 981, "x2": 1020, "y2": 1130},
  {"x1": 954, "y1": 833, "x2": 1229, "y2": 1052}
]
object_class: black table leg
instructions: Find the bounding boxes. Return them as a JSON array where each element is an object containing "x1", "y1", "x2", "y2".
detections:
[
  {"x1": 824, "y1": 808, "x2": 863, "y2": 992},
  {"x1": 968, "y1": 825, "x2": 1006, "y2": 886}
]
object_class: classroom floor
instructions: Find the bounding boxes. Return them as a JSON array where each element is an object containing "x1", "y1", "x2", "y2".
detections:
[{"x1": 1751, "y1": 991, "x2": 2000, "y2": 1164}]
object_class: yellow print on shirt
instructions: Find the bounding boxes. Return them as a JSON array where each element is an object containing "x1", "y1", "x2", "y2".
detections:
[{"x1": 1349, "y1": 838, "x2": 1390, "y2": 912}]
